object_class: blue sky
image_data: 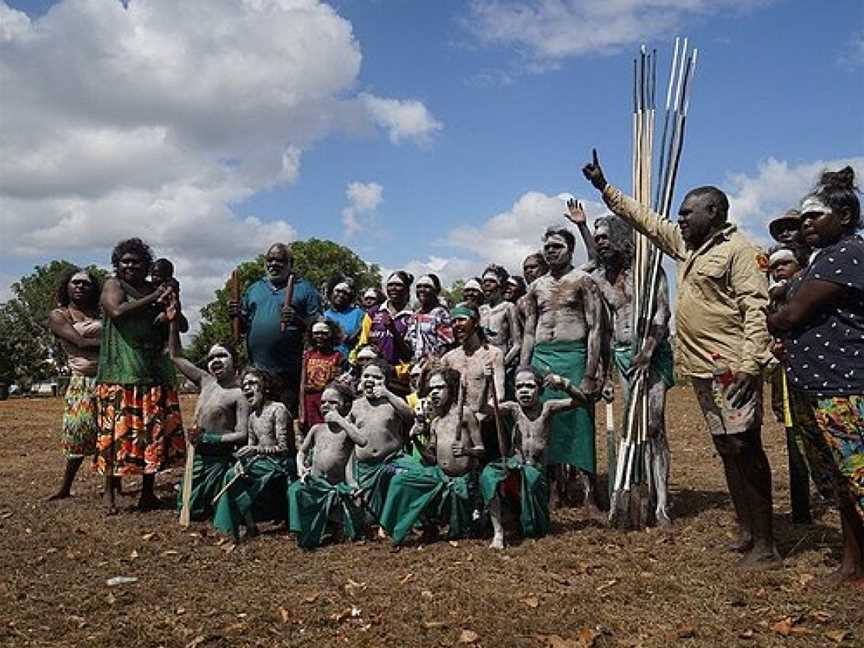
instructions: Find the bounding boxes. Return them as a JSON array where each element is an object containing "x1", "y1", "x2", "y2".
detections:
[{"x1": 2, "y1": 0, "x2": 862, "y2": 330}]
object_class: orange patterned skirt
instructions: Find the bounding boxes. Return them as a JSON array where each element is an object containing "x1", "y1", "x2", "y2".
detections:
[{"x1": 95, "y1": 384, "x2": 185, "y2": 476}]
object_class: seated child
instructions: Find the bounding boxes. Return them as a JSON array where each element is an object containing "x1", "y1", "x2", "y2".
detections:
[
  {"x1": 379, "y1": 366, "x2": 485, "y2": 545},
  {"x1": 287, "y1": 382, "x2": 367, "y2": 548},
  {"x1": 480, "y1": 366, "x2": 585, "y2": 548},
  {"x1": 212, "y1": 368, "x2": 294, "y2": 539}
]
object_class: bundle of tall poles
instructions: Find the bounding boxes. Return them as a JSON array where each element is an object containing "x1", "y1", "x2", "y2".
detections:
[{"x1": 609, "y1": 38, "x2": 698, "y2": 528}]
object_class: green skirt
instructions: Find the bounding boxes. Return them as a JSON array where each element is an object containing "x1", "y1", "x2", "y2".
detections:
[
  {"x1": 287, "y1": 475, "x2": 365, "y2": 549},
  {"x1": 479, "y1": 457, "x2": 550, "y2": 538},
  {"x1": 379, "y1": 464, "x2": 479, "y2": 544},
  {"x1": 175, "y1": 443, "x2": 234, "y2": 522},
  {"x1": 612, "y1": 340, "x2": 675, "y2": 388},
  {"x1": 354, "y1": 452, "x2": 414, "y2": 522},
  {"x1": 531, "y1": 340, "x2": 596, "y2": 472},
  {"x1": 211, "y1": 455, "x2": 294, "y2": 538}
]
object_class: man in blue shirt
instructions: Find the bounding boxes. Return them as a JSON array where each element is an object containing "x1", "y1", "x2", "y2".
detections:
[{"x1": 229, "y1": 243, "x2": 321, "y2": 418}]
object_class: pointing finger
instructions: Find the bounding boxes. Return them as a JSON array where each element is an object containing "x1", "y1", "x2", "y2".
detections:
[{"x1": 592, "y1": 148, "x2": 599, "y2": 166}]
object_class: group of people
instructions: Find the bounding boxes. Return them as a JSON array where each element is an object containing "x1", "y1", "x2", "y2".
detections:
[{"x1": 46, "y1": 157, "x2": 863, "y2": 583}]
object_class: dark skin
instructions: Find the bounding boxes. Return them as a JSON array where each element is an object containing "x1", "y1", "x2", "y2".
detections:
[
  {"x1": 582, "y1": 148, "x2": 754, "y2": 407},
  {"x1": 46, "y1": 274, "x2": 101, "y2": 501},
  {"x1": 101, "y1": 251, "x2": 172, "y2": 513},
  {"x1": 767, "y1": 205, "x2": 863, "y2": 583},
  {"x1": 584, "y1": 149, "x2": 779, "y2": 565},
  {"x1": 227, "y1": 244, "x2": 296, "y2": 332},
  {"x1": 415, "y1": 282, "x2": 440, "y2": 313}
]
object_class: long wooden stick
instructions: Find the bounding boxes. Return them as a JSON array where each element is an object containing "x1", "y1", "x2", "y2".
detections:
[
  {"x1": 178, "y1": 432, "x2": 195, "y2": 527},
  {"x1": 487, "y1": 373, "x2": 507, "y2": 461}
]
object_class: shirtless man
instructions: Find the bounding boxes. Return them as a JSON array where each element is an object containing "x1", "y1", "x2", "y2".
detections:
[
  {"x1": 349, "y1": 359, "x2": 416, "y2": 525},
  {"x1": 441, "y1": 303, "x2": 506, "y2": 461},
  {"x1": 212, "y1": 368, "x2": 293, "y2": 538},
  {"x1": 461, "y1": 278, "x2": 484, "y2": 310},
  {"x1": 479, "y1": 264, "x2": 522, "y2": 369},
  {"x1": 520, "y1": 227, "x2": 604, "y2": 514},
  {"x1": 574, "y1": 211, "x2": 675, "y2": 528},
  {"x1": 380, "y1": 367, "x2": 485, "y2": 545},
  {"x1": 288, "y1": 382, "x2": 368, "y2": 548},
  {"x1": 168, "y1": 319, "x2": 248, "y2": 521},
  {"x1": 480, "y1": 367, "x2": 586, "y2": 548},
  {"x1": 517, "y1": 252, "x2": 548, "y2": 330}
]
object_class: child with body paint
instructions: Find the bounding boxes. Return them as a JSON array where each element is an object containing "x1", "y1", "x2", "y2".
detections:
[{"x1": 301, "y1": 318, "x2": 347, "y2": 433}]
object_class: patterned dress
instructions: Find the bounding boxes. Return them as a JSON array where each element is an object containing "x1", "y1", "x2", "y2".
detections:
[
  {"x1": 96, "y1": 279, "x2": 185, "y2": 476},
  {"x1": 302, "y1": 348, "x2": 345, "y2": 428},
  {"x1": 56, "y1": 309, "x2": 101, "y2": 459}
]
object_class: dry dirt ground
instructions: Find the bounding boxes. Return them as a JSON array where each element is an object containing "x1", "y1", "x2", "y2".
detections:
[{"x1": 0, "y1": 389, "x2": 861, "y2": 648}]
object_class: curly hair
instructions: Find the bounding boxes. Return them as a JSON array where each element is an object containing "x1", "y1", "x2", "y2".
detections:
[
  {"x1": 306, "y1": 316, "x2": 344, "y2": 346},
  {"x1": 55, "y1": 267, "x2": 101, "y2": 309},
  {"x1": 420, "y1": 366, "x2": 461, "y2": 405},
  {"x1": 110, "y1": 238, "x2": 154, "y2": 270},
  {"x1": 207, "y1": 342, "x2": 239, "y2": 367},
  {"x1": 323, "y1": 380, "x2": 356, "y2": 407},
  {"x1": 482, "y1": 264, "x2": 510, "y2": 285},
  {"x1": 360, "y1": 357, "x2": 395, "y2": 383},
  {"x1": 543, "y1": 227, "x2": 576, "y2": 253}
]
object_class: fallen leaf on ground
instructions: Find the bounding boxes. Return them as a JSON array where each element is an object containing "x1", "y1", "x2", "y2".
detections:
[
  {"x1": 221, "y1": 543, "x2": 235, "y2": 554},
  {"x1": 537, "y1": 634, "x2": 576, "y2": 648},
  {"x1": 824, "y1": 629, "x2": 851, "y2": 643},
  {"x1": 798, "y1": 573, "x2": 815, "y2": 587},
  {"x1": 676, "y1": 625, "x2": 696, "y2": 639},
  {"x1": 0, "y1": 511, "x2": 13, "y2": 519},
  {"x1": 458, "y1": 629, "x2": 479, "y2": 643},
  {"x1": 141, "y1": 532, "x2": 155, "y2": 541},
  {"x1": 738, "y1": 629, "x2": 754, "y2": 639},
  {"x1": 278, "y1": 607, "x2": 290, "y2": 623},
  {"x1": 185, "y1": 636, "x2": 206, "y2": 648},
  {"x1": 330, "y1": 608, "x2": 352, "y2": 623},
  {"x1": 522, "y1": 595, "x2": 539, "y2": 608},
  {"x1": 129, "y1": 550, "x2": 139, "y2": 560},
  {"x1": 449, "y1": 541, "x2": 459, "y2": 547},
  {"x1": 162, "y1": 550, "x2": 179, "y2": 557},
  {"x1": 302, "y1": 592, "x2": 319, "y2": 604},
  {"x1": 577, "y1": 627, "x2": 600, "y2": 647},
  {"x1": 421, "y1": 590, "x2": 433, "y2": 600},
  {"x1": 810, "y1": 610, "x2": 832, "y2": 623},
  {"x1": 399, "y1": 572, "x2": 414, "y2": 584},
  {"x1": 771, "y1": 617, "x2": 795, "y2": 636},
  {"x1": 595, "y1": 579, "x2": 617, "y2": 592}
]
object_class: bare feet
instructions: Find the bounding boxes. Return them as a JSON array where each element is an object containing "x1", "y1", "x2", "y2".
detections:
[
  {"x1": 46, "y1": 490, "x2": 71, "y2": 501},
  {"x1": 656, "y1": 511, "x2": 673, "y2": 531},
  {"x1": 489, "y1": 534, "x2": 504, "y2": 550},
  {"x1": 737, "y1": 545, "x2": 782, "y2": 571},
  {"x1": 728, "y1": 529, "x2": 754, "y2": 553}
]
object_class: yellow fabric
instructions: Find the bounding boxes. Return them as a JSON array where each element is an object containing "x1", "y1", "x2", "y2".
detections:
[
  {"x1": 602, "y1": 184, "x2": 773, "y2": 378},
  {"x1": 348, "y1": 313, "x2": 374, "y2": 365}
]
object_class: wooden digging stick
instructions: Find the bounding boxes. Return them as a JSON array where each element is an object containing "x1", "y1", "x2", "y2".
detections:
[
  {"x1": 178, "y1": 429, "x2": 196, "y2": 527},
  {"x1": 456, "y1": 378, "x2": 467, "y2": 444},
  {"x1": 279, "y1": 273, "x2": 295, "y2": 334},
  {"x1": 487, "y1": 372, "x2": 507, "y2": 462},
  {"x1": 230, "y1": 269, "x2": 241, "y2": 343},
  {"x1": 605, "y1": 401, "x2": 617, "y2": 501}
]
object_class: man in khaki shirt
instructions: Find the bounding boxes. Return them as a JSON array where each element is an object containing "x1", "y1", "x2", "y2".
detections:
[{"x1": 582, "y1": 150, "x2": 780, "y2": 569}]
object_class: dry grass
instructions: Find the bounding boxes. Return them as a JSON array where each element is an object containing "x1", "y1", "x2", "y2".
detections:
[{"x1": 0, "y1": 390, "x2": 861, "y2": 648}]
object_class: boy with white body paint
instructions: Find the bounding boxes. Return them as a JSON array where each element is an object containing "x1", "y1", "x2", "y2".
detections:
[
  {"x1": 349, "y1": 359, "x2": 416, "y2": 526},
  {"x1": 479, "y1": 367, "x2": 586, "y2": 548},
  {"x1": 212, "y1": 368, "x2": 294, "y2": 538},
  {"x1": 288, "y1": 382, "x2": 367, "y2": 548},
  {"x1": 479, "y1": 265, "x2": 522, "y2": 369}
]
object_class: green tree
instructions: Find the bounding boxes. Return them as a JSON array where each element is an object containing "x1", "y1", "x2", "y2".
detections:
[
  {"x1": 441, "y1": 279, "x2": 465, "y2": 307},
  {"x1": 0, "y1": 260, "x2": 108, "y2": 386},
  {"x1": 188, "y1": 238, "x2": 381, "y2": 365}
]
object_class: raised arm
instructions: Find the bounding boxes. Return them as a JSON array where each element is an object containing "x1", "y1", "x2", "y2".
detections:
[
  {"x1": 100, "y1": 276, "x2": 166, "y2": 320},
  {"x1": 47, "y1": 309, "x2": 99, "y2": 349},
  {"x1": 378, "y1": 384, "x2": 415, "y2": 422},
  {"x1": 167, "y1": 314, "x2": 207, "y2": 385},
  {"x1": 542, "y1": 373, "x2": 587, "y2": 417},
  {"x1": 325, "y1": 410, "x2": 368, "y2": 448},
  {"x1": 565, "y1": 198, "x2": 597, "y2": 264},
  {"x1": 583, "y1": 149, "x2": 686, "y2": 260}
]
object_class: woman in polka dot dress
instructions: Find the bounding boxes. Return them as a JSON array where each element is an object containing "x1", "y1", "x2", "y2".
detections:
[{"x1": 768, "y1": 166, "x2": 864, "y2": 585}]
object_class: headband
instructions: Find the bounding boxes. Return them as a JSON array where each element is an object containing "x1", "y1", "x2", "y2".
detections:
[
  {"x1": 451, "y1": 304, "x2": 479, "y2": 321},
  {"x1": 482, "y1": 272, "x2": 500, "y2": 284},
  {"x1": 463, "y1": 278, "x2": 481, "y2": 292},
  {"x1": 333, "y1": 282, "x2": 351, "y2": 293},
  {"x1": 386, "y1": 273, "x2": 406, "y2": 286},
  {"x1": 362, "y1": 288, "x2": 378, "y2": 299},
  {"x1": 312, "y1": 322, "x2": 331, "y2": 333},
  {"x1": 415, "y1": 275, "x2": 435, "y2": 289},
  {"x1": 506, "y1": 277, "x2": 519, "y2": 287},
  {"x1": 357, "y1": 346, "x2": 378, "y2": 359},
  {"x1": 768, "y1": 248, "x2": 796, "y2": 267},
  {"x1": 799, "y1": 195, "x2": 829, "y2": 216}
]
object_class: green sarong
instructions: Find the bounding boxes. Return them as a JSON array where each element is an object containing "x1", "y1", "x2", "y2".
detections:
[
  {"x1": 287, "y1": 475, "x2": 365, "y2": 549},
  {"x1": 175, "y1": 442, "x2": 234, "y2": 521},
  {"x1": 379, "y1": 464, "x2": 479, "y2": 544},
  {"x1": 479, "y1": 457, "x2": 550, "y2": 538},
  {"x1": 211, "y1": 455, "x2": 294, "y2": 538},
  {"x1": 612, "y1": 340, "x2": 675, "y2": 388},
  {"x1": 531, "y1": 340, "x2": 595, "y2": 472},
  {"x1": 354, "y1": 452, "x2": 414, "y2": 521}
]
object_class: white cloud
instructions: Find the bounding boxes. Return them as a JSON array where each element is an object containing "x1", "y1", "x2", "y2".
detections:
[
  {"x1": 464, "y1": 0, "x2": 772, "y2": 65},
  {"x1": 0, "y1": 0, "x2": 440, "y2": 332},
  {"x1": 725, "y1": 156, "x2": 864, "y2": 244},
  {"x1": 394, "y1": 191, "x2": 608, "y2": 289},
  {"x1": 361, "y1": 93, "x2": 444, "y2": 145},
  {"x1": 341, "y1": 181, "x2": 383, "y2": 238},
  {"x1": 839, "y1": 30, "x2": 864, "y2": 69}
]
